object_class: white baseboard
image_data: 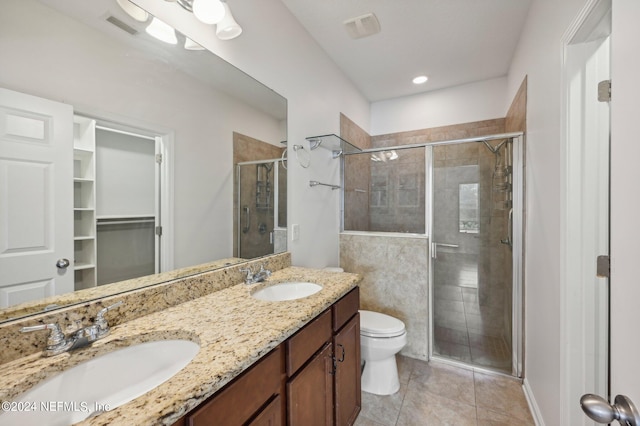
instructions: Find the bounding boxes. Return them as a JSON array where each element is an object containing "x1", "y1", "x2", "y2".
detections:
[{"x1": 523, "y1": 378, "x2": 545, "y2": 426}]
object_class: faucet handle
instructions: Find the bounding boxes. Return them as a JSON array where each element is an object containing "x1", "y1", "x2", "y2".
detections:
[
  {"x1": 258, "y1": 264, "x2": 271, "y2": 277},
  {"x1": 95, "y1": 301, "x2": 123, "y2": 337},
  {"x1": 239, "y1": 267, "x2": 254, "y2": 280},
  {"x1": 21, "y1": 323, "x2": 66, "y2": 346}
]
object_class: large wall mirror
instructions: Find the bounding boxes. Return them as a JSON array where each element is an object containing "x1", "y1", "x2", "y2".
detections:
[{"x1": 0, "y1": 0, "x2": 288, "y2": 322}]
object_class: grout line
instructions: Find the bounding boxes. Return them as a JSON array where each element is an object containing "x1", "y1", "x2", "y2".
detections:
[{"x1": 393, "y1": 358, "x2": 415, "y2": 426}]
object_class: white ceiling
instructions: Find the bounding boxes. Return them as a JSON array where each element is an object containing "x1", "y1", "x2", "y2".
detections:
[{"x1": 279, "y1": 0, "x2": 532, "y2": 102}]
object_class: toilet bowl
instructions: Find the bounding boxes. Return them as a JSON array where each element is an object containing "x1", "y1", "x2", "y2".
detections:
[{"x1": 359, "y1": 310, "x2": 407, "y2": 395}]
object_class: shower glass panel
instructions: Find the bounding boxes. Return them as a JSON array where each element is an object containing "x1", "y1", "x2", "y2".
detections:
[
  {"x1": 343, "y1": 147, "x2": 425, "y2": 233},
  {"x1": 431, "y1": 140, "x2": 514, "y2": 374},
  {"x1": 236, "y1": 159, "x2": 286, "y2": 259}
]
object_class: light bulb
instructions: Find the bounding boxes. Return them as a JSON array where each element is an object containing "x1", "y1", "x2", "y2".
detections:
[
  {"x1": 145, "y1": 17, "x2": 177, "y2": 44},
  {"x1": 216, "y1": 3, "x2": 242, "y2": 40},
  {"x1": 116, "y1": 0, "x2": 148, "y2": 22},
  {"x1": 412, "y1": 75, "x2": 428, "y2": 85},
  {"x1": 193, "y1": 0, "x2": 226, "y2": 25}
]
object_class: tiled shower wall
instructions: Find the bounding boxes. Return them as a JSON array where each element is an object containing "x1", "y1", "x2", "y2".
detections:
[{"x1": 341, "y1": 114, "x2": 371, "y2": 231}]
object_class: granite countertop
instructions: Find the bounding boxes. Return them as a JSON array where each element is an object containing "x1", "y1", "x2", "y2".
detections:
[
  {"x1": 0, "y1": 257, "x2": 246, "y2": 323},
  {"x1": 0, "y1": 267, "x2": 360, "y2": 426}
]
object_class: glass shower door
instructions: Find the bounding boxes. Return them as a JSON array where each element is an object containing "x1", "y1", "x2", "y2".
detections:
[
  {"x1": 430, "y1": 139, "x2": 517, "y2": 375},
  {"x1": 236, "y1": 159, "x2": 287, "y2": 259}
]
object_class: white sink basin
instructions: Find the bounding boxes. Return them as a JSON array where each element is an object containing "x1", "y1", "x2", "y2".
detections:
[
  {"x1": 252, "y1": 282, "x2": 322, "y2": 302},
  {"x1": 0, "y1": 339, "x2": 199, "y2": 426}
]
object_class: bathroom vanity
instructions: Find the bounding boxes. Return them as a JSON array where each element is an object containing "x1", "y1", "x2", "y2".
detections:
[
  {"x1": 0, "y1": 261, "x2": 361, "y2": 426},
  {"x1": 173, "y1": 287, "x2": 361, "y2": 426}
]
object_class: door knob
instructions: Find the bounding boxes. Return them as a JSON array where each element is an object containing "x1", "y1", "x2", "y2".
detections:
[
  {"x1": 55, "y1": 258, "x2": 70, "y2": 269},
  {"x1": 580, "y1": 394, "x2": 640, "y2": 425}
]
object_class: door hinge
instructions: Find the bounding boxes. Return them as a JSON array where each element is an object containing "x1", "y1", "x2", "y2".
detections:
[
  {"x1": 596, "y1": 255, "x2": 610, "y2": 278},
  {"x1": 155, "y1": 226, "x2": 163, "y2": 237},
  {"x1": 155, "y1": 153, "x2": 163, "y2": 164},
  {"x1": 598, "y1": 80, "x2": 611, "y2": 102}
]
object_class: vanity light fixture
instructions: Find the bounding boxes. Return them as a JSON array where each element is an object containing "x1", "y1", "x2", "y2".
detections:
[
  {"x1": 412, "y1": 75, "x2": 428, "y2": 85},
  {"x1": 192, "y1": 0, "x2": 226, "y2": 25},
  {"x1": 117, "y1": 0, "x2": 243, "y2": 43},
  {"x1": 177, "y1": 0, "x2": 243, "y2": 40},
  {"x1": 145, "y1": 17, "x2": 178, "y2": 44},
  {"x1": 116, "y1": 0, "x2": 148, "y2": 22},
  {"x1": 216, "y1": 2, "x2": 242, "y2": 40}
]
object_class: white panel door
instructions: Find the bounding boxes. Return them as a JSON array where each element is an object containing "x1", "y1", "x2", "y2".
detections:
[
  {"x1": 0, "y1": 88, "x2": 73, "y2": 308},
  {"x1": 609, "y1": 0, "x2": 640, "y2": 413}
]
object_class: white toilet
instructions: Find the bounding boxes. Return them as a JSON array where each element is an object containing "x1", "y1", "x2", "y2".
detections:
[{"x1": 359, "y1": 310, "x2": 407, "y2": 395}]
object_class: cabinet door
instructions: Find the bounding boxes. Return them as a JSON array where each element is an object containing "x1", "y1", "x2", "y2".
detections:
[
  {"x1": 248, "y1": 395, "x2": 282, "y2": 426},
  {"x1": 186, "y1": 346, "x2": 283, "y2": 426},
  {"x1": 334, "y1": 314, "x2": 361, "y2": 426},
  {"x1": 287, "y1": 342, "x2": 334, "y2": 426}
]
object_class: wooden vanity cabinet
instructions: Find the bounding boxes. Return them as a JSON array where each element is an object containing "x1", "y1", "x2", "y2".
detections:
[
  {"x1": 331, "y1": 288, "x2": 361, "y2": 426},
  {"x1": 172, "y1": 286, "x2": 360, "y2": 426},
  {"x1": 333, "y1": 314, "x2": 360, "y2": 426},
  {"x1": 172, "y1": 345, "x2": 285, "y2": 426},
  {"x1": 285, "y1": 286, "x2": 361, "y2": 426}
]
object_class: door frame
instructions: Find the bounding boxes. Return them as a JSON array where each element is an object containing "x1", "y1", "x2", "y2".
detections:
[
  {"x1": 80, "y1": 110, "x2": 175, "y2": 273},
  {"x1": 559, "y1": 0, "x2": 612, "y2": 423}
]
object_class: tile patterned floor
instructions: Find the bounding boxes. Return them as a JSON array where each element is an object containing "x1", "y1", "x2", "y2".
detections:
[
  {"x1": 354, "y1": 356, "x2": 534, "y2": 426},
  {"x1": 433, "y1": 254, "x2": 512, "y2": 373}
]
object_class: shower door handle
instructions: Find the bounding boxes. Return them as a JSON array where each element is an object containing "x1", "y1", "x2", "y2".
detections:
[
  {"x1": 242, "y1": 206, "x2": 250, "y2": 234},
  {"x1": 501, "y1": 208, "x2": 513, "y2": 246},
  {"x1": 431, "y1": 242, "x2": 459, "y2": 259}
]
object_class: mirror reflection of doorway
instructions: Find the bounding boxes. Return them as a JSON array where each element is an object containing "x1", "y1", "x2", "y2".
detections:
[{"x1": 94, "y1": 126, "x2": 161, "y2": 285}]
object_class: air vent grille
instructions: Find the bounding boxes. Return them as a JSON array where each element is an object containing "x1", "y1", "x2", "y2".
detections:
[
  {"x1": 106, "y1": 15, "x2": 138, "y2": 35},
  {"x1": 343, "y1": 13, "x2": 381, "y2": 39}
]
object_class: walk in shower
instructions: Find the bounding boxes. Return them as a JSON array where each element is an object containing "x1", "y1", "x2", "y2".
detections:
[
  {"x1": 342, "y1": 133, "x2": 523, "y2": 376},
  {"x1": 235, "y1": 158, "x2": 287, "y2": 259}
]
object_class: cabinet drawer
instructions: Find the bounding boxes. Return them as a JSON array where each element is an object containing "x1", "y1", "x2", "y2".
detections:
[
  {"x1": 187, "y1": 345, "x2": 283, "y2": 426},
  {"x1": 332, "y1": 287, "x2": 359, "y2": 332},
  {"x1": 286, "y1": 309, "x2": 332, "y2": 376}
]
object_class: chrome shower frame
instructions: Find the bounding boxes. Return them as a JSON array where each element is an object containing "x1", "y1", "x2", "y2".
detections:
[
  {"x1": 341, "y1": 131, "x2": 524, "y2": 378},
  {"x1": 235, "y1": 158, "x2": 286, "y2": 258}
]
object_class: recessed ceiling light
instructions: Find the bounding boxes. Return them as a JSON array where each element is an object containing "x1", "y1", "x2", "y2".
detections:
[{"x1": 412, "y1": 75, "x2": 428, "y2": 85}]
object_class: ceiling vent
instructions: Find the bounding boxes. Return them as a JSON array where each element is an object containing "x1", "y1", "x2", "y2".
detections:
[
  {"x1": 106, "y1": 15, "x2": 138, "y2": 36},
  {"x1": 343, "y1": 13, "x2": 380, "y2": 39}
]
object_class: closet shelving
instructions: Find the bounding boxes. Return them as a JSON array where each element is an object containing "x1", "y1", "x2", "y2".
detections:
[{"x1": 72, "y1": 115, "x2": 97, "y2": 289}]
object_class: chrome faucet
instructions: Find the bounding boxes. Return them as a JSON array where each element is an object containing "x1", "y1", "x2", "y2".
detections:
[
  {"x1": 21, "y1": 301, "x2": 123, "y2": 356},
  {"x1": 239, "y1": 264, "x2": 271, "y2": 284}
]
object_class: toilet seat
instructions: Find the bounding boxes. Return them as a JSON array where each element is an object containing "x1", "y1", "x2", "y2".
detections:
[{"x1": 360, "y1": 310, "x2": 406, "y2": 338}]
